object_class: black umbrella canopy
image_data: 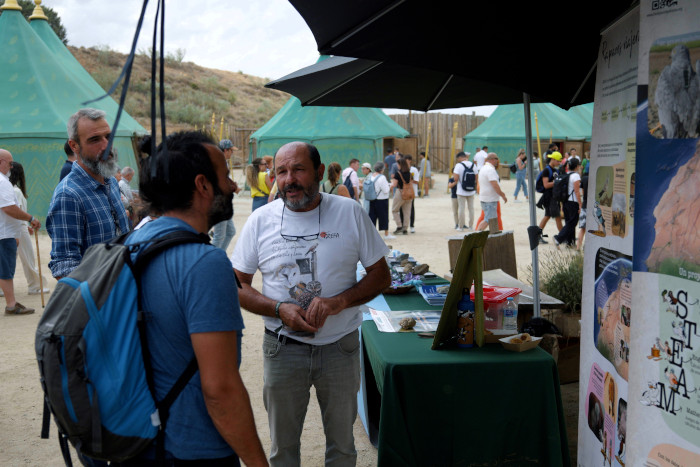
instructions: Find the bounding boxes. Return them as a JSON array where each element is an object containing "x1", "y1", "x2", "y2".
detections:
[
  {"x1": 289, "y1": 0, "x2": 636, "y2": 109},
  {"x1": 267, "y1": 55, "x2": 544, "y2": 111}
]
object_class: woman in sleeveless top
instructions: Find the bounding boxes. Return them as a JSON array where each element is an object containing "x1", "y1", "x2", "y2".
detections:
[{"x1": 320, "y1": 162, "x2": 350, "y2": 197}]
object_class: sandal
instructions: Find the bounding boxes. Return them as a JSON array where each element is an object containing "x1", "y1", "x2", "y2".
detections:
[{"x1": 5, "y1": 302, "x2": 35, "y2": 315}]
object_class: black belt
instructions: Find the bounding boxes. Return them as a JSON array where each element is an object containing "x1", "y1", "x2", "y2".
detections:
[{"x1": 264, "y1": 327, "x2": 312, "y2": 346}]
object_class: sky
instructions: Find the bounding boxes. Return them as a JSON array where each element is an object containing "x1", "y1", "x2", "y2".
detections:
[{"x1": 52, "y1": 0, "x2": 496, "y2": 117}]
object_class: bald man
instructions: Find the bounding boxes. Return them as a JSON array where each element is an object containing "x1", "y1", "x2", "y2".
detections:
[{"x1": 0, "y1": 149, "x2": 41, "y2": 315}]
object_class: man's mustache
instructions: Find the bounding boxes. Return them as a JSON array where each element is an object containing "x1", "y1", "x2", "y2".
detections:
[{"x1": 282, "y1": 183, "x2": 304, "y2": 194}]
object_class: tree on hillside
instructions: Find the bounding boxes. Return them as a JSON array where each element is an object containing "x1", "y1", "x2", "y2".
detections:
[{"x1": 17, "y1": 0, "x2": 67, "y2": 44}]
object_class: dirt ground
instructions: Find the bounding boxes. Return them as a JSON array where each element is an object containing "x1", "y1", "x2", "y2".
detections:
[{"x1": 0, "y1": 172, "x2": 580, "y2": 465}]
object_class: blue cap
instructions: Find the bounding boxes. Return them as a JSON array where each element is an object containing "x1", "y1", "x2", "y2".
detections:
[{"x1": 219, "y1": 139, "x2": 234, "y2": 150}]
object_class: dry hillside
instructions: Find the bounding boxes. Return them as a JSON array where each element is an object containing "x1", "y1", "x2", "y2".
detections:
[{"x1": 69, "y1": 45, "x2": 290, "y2": 134}]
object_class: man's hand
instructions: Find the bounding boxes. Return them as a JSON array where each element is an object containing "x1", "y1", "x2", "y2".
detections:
[
  {"x1": 30, "y1": 217, "x2": 41, "y2": 230},
  {"x1": 305, "y1": 295, "x2": 345, "y2": 329},
  {"x1": 279, "y1": 302, "x2": 318, "y2": 333}
]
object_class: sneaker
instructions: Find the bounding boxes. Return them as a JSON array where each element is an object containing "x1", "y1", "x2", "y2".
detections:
[
  {"x1": 454, "y1": 225, "x2": 460, "y2": 230},
  {"x1": 410, "y1": 227, "x2": 415, "y2": 233},
  {"x1": 402, "y1": 230, "x2": 408, "y2": 235},
  {"x1": 384, "y1": 234, "x2": 397, "y2": 240},
  {"x1": 553, "y1": 237, "x2": 561, "y2": 248},
  {"x1": 457, "y1": 227, "x2": 464, "y2": 231},
  {"x1": 5, "y1": 302, "x2": 35, "y2": 315},
  {"x1": 393, "y1": 227, "x2": 403, "y2": 234},
  {"x1": 538, "y1": 236, "x2": 548, "y2": 245},
  {"x1": 28, "y1": 288, "x2": 50, "y2": 295}
]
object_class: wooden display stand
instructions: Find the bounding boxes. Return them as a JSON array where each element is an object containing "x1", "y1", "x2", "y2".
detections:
[
  {"x1": 432, "y1": 231, "x2": 489, "y2": 349},
  {"x1": 448, "y1": 230, "x2": 518, "y2": 279}
]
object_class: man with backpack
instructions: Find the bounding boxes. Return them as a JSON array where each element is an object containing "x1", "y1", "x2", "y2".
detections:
[
  {"x1": 452, "y1": 151, "x2": 477, "y2": 230},
  {"x1": 342, "y1": 158, "x2": 360, "y2": 201},
  {"x1": 121, "y1": 131, "x2": 268, "y2": 464},
  {"x1": 535, "y1": 151, "x2": 564, "y2": 244}
]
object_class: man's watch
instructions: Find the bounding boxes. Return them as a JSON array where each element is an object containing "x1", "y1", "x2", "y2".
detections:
[{"x1": 29, "y1": 215, "x2": 34, "y2": 223}]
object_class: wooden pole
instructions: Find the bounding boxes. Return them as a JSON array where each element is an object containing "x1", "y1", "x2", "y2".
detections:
[
  {"x1": 421, "y1": 121, "x2": 432, "y2": 197},
  {"x1": 535, "y1": 112, "x2": 543, "y2": 171},
  {"x1": 34, "y1": 230, "x2": 44, "y2": 308},
  {"x1": 447, "y1": 121, "x2": 458, "y2": 193},
  {"x1": 219, "y1": 117, "x2": 224, "y2": 141}
]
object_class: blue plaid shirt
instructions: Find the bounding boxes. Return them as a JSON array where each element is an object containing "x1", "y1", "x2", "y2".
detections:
[{"x1": 47, "y1": 162, "x2": 130, "y2": 278}]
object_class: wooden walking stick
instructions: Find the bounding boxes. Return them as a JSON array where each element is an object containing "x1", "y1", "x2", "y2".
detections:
[{"x1": 34, "y1": 229, "x2": 45, "y2": 307}]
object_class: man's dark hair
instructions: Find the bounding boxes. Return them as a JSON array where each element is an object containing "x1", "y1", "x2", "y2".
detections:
[
  {"x1": 404, "y1": 154, "x2": 413, "y2": 161},
  {"x1": 568, "y1": 158, "x2": 580, "y2": 171},
  {"x1": 548, "y1": 143, "x2": 558, "y2": 150},
  {"x1": 349, "y1": 158, "x2": 359, "y2": 165},
  {"x1": 139, "y1": 131, "x2": 219, "y2": 213},
  {"x1": 63, "y1": 141, "x2": 72, "y2": 157},
  {"x1": 456, "y1": 151, "x2": 466, "y2": 159},
  {"x1": 386, "y1": 148, "x2": 392, "y2": 154},
  {"x1": 482, "y1": 146, "x2": 488, "y2": 150}
]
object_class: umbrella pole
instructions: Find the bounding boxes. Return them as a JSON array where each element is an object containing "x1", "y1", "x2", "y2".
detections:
[{"x1": 523, "y1": 93, "x2": 541, "y2": 318}]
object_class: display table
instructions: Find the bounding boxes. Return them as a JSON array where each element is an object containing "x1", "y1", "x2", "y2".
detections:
[{"x1": 360, "y1": 286, "x2": 571, "y2": 466}]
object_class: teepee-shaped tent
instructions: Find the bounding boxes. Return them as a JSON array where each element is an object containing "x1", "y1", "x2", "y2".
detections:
[
  {"x1": 251, "y1": 57, "x2": 408, "y2": 167},
  {"x1": 0, "y1": 0, "x2": 146, "y2": 221},
  {"x1": 464, "y1": 103, "x2": 593, "y2": 163}
]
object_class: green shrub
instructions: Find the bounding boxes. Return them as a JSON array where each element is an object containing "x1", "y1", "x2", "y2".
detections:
[{"x1": 526, "y1": 250, "x2": 583, "y2": 313}]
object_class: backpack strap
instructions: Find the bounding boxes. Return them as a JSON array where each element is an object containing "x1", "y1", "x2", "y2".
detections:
[{"x1": 126, "y1": 230, "x2": 216, "y2": 464}]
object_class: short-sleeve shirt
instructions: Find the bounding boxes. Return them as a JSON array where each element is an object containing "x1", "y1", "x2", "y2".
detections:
[
  {"x1": 371, "y1": 173, "x2": 390, "y2": 200},
  {"x1": 567, "y1": 172, "x2": 581, "y2": 202},
  {"x1": 126, "y1": 217, "x2": 243, "y2": 460},
  {"x1": 342, "y1": 167, "x2": 359, "y2": 192},
  {"x1": 477, "y1": 163, "x2": 501, "y2": 202},
  {"x1": 232, "y1": 193, "x2": 388, "y2": 345},
  {"x1": 0, "y1": 173, "x2": 23, "y2": 240},
  {"x1": 409, "y1": 166, "x2": 420, "y2": 195}
]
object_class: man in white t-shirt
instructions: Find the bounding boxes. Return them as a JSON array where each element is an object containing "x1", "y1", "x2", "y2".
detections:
[
  {"x1": 342, "y1": 158, "x2": 360, "y2": 201},
  {"x1": 0, "y1": 149, "x2": 41, "y2": 315},
  {"x1": 232, "y1": 141, "x2": 390, "y2": 466},
  {"x1": 452, "y1": 151, "x2": 477, "y2": 230},
  {"x1": 476, "y1": 153, "x2": 508, "y2": 231},
  {"x1": 474, "y1": 146, "x2": 488, "y2": 172}
]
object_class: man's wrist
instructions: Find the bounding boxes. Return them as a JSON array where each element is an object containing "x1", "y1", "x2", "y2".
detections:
[{"x1": 28, "y1": 215, "x2": 34, "y2": 223}]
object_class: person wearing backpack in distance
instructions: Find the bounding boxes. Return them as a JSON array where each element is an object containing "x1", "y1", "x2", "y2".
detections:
[
  {"x1": 535, "y1": 151, "x2": 564, "y2": 244},
  {"x1": 341, "y1": 158, "x2": 360, "y2": 202},
  {"x1": 117, "y1": 131, "x2": 267, "y2": 465},
  {"x1": 451, "y1": 151, "x2": 477, "y2": 231},
  {"x1": 553, "y1": 158, "x2": 582, "y2": 248}
]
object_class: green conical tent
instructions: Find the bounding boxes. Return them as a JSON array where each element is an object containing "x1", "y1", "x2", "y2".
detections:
[
  {"x1": 463, "y1": 103, "x2": 593, "y2": 163},
  {"x1": 0, "y1": 4, "x2": 146, "y2": 221},
  {"x1": 251, "y1": 83, "x2": 408, "y2": 168}
]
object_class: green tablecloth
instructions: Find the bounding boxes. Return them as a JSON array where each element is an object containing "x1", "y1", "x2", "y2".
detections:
[{"x1": 362, "y1": 288, "x2": 571, "y2": 466}]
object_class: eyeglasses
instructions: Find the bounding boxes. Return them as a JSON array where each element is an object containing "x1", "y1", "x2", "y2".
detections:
[{"x1": 280, "y1": 197, "x2": 321, "y2": 241}]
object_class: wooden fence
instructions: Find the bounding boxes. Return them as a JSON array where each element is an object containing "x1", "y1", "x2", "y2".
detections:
[{"x1": 388, "y1": 112, "x2": 486, "y2": 173}]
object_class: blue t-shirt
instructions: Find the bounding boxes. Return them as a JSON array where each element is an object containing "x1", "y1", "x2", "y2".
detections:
[
  {"x1": 448, "y1": 176, "x2": 457, "y2": 198},
  {"x1": 127, "y1": 217, "x2": 243, "y2": 460}
]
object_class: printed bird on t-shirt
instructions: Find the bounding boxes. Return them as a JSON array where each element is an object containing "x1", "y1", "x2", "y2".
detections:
[{"x1": 305, "y1": 243, "x2": 318, "y2": 256}]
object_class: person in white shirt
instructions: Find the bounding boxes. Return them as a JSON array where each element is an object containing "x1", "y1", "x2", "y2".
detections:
[
  {"x1": 367, "y1": 162, "x2": 394, "y2": 239},
  {"x1": 452, "y1": 152, "x2": 477, "y2": 230},
  {"x1": 0, "y1": 149, "x2": 41, "y2": 315},
  {"x1": 232, "y1": 142, "x2": 390, "y2": 466},
  {"x1": 553, "y1": 158, "x2": 582, "y2": 247},
  {"x1": 474, "y1": 146, "x2": 488, "y2": 172},
  {"x1": 476, "y1": 153, "x2": 507, "y2": 231},
  {"x1": 341, "y1": 159, "x2": 360, "y2": 201}
]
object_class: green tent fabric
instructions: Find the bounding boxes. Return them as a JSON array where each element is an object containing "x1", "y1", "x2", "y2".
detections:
[
  {"x1": 250, "y1": 94, "x2": 408, "y2": 169},
  {"x1": 464, "y1": 103, "x2": 593, "y2": 164},
  {"x1": 0, "y1": 7, "x2": 146, "y2": 222}
]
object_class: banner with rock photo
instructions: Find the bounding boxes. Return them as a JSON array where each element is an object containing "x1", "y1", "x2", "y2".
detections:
[
  {"x1": 626, "y1": 1, "x2": 700, "y2": 466},
  {"x1": 578, "y1": 6, "x2": 639, "y2": 466}
]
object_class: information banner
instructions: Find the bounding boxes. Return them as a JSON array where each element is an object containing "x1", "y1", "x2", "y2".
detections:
[
  {"x1": 627, "y1": 1, "x2": 700, "y2": 465},
  {"x1": 578, "y1": 7, "x2": 639, "y2": 467}
]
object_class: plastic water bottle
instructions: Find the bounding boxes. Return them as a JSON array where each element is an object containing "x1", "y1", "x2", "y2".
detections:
[
  {"x1": 457, "y1": 293, "x2": 475, "y2": 348},
  {"x1": 503, "y1": 297, "x2": 518, "y2": 333}
]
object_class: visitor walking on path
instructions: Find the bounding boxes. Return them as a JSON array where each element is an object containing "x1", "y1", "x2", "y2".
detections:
[
  {"x1": 513, "y1": 148, "x2": 528, "y2": 202},
  {"x1": 553, "y1": 158, "x2": 582, "y2": 248},
  {"x1": 391, "y1": 158, "x2": 414, "y2": 235}
]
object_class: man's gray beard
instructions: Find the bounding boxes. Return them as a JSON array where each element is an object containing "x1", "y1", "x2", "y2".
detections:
[
  {"x1": 80, "y1": 153, "x2": 118, "y2": 179},
  {"x1": 281, "y1": 182, "x2": 320, "y2": 211}
]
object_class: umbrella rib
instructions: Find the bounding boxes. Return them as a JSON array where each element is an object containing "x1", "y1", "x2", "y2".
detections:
[
  {"x1": 329, "y1": 0, "x2": 407, "y2": 49},
  {"x1": 570, "y1": 61, "x2": 597, "y2": 105},
  {"x1": 426, "y1": 74, "x2": 454, "y2": 111},
  {"x1": 306, "y1": 61, "x2": 384, "y2": 105}
]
